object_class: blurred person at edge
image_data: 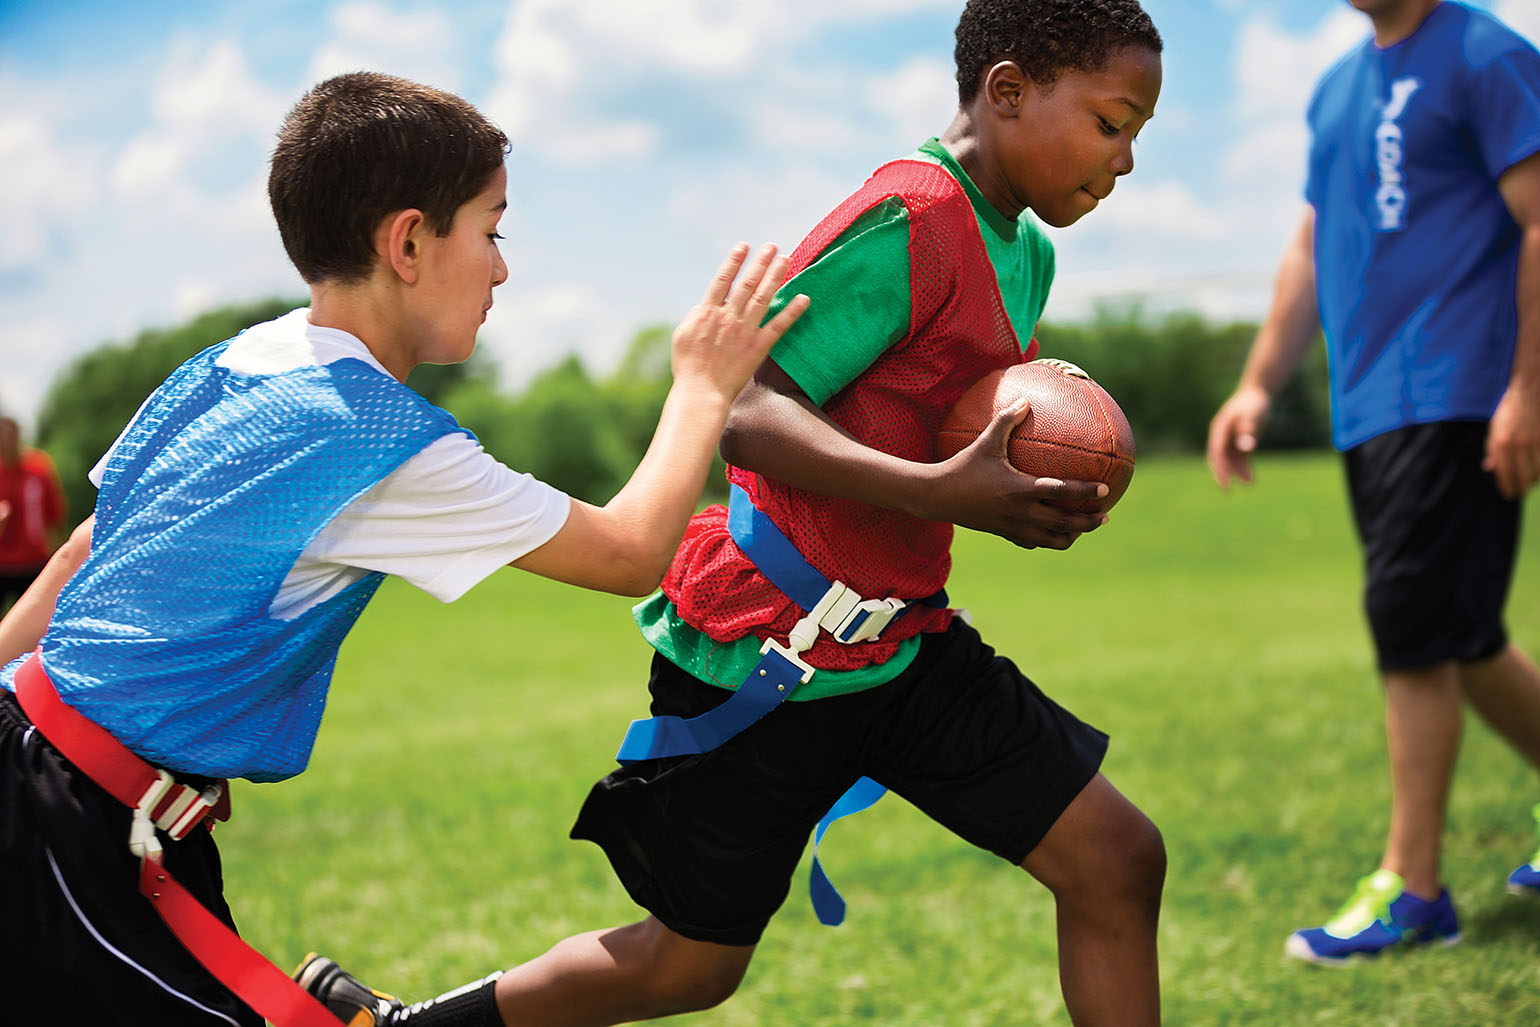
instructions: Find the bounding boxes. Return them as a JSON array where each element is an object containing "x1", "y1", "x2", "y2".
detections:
[{"x1": 0, "y1": 416, "x2": 66, "y2": 614}]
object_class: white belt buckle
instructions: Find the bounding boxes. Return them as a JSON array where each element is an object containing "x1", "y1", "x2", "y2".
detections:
[
  {"x1": 129, "y1": 769, "x2": 176, "y2": 864},
  {"x1": 759, "y1": 637, "x2": 816, "y2": 684},
  {"x1": 832, "y1": 597, "x2": 908, "y2": 644}
]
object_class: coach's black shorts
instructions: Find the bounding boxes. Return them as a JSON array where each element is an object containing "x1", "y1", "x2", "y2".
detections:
[
  {"x1": 1345, "y1": 420, "x2": 1522, "y2": 671},
  {"x1": 571, "y1": 620, "x2": 1108, "y2": 946},
  {"x1": 0, "y1": 689, "x2": 261, "y2": 1026}
]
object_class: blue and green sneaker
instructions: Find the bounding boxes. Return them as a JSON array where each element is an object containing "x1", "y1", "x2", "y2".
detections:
[
  {"x1": 1284, "y1": 869, "x2": 1460, "y2": 965},
  {"x1": 1506, "y1": 802, "x2": 1540, "y2": 896}
]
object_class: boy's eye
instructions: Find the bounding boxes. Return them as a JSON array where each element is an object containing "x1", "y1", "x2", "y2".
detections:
[
  {"x1": 1097, "y1": 117, "x2": 1120, "y2": 137},
  {"x1": 489, "y1": 232, "x2": 505, "y2": 241}
]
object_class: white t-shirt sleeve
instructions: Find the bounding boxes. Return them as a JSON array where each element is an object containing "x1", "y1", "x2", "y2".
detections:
[{"x1": 274, "y1": 433, "x2": 570, "y2": 618}]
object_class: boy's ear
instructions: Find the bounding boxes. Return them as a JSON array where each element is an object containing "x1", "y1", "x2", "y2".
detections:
[
  {"x1": 376, "y1": 209, "x2": 428, "y2": 284},
  {"x1": 984, "y1": 61, "x2": 1030, "y2": 117}
]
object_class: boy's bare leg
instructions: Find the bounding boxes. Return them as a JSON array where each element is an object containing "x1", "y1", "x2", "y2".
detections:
[
  {"x1": 1379, "y1": 661, "x2": 1463, "y2": 900},
  {"x1": 1461, "y1": 644, "x2": 1540, "y2": 768},
  {"x1": 493, "y1": 918, "x2": 753, "y2": 1027},
  {"x1": 1020, "y1": 773, "x2": 1164, "y2": 1027}
]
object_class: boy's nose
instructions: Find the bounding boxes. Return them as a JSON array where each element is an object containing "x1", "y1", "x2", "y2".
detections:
[
  {"x1": 492, "y1": 245, "x2": 509, "y2": 287},
  {"x1": 1112, "y1": 141, "x2": 1136, "y2": 176}
]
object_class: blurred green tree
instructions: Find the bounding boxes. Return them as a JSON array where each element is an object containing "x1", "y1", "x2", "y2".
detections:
[
  {"x1": 35, "y1": 300, "x2": 1333, "y2": 528},
  {"x1": 1037, "y1": 307, "x2": 1330, "y2": 455}
]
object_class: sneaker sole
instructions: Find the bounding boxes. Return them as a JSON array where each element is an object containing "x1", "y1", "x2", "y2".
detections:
[
  {"x1": 1284, "y1": 932, "x2": 1460, "y2": 966},
  {"x1": 292, "y1": 952, "x2": 328, "y2": 988},
  {"x1": 1507, "y1": 883, "x2": 1540, "y2": 897}
]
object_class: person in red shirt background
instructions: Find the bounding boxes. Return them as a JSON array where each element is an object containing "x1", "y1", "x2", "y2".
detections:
[{"x1": 0, "y1": 416, "x2": 66, "y2": 613}]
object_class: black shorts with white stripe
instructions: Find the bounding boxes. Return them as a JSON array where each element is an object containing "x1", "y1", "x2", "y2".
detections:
[{"x1": 0, "y1": 689, "x2": 261, "y2": 1026}]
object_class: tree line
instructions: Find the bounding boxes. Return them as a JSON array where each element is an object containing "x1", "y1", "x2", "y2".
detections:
[{"x1": 28, "y1": 298, "x2": 1329, "y2": 526}]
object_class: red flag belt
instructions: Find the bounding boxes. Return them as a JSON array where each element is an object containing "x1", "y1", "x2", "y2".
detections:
[{"x1": 16, "y1": 653, "x2": 338, "y2": 1027}]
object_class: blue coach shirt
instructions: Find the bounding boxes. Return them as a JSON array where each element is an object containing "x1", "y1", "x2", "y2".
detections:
[{"x1": 1306, "y1": 1, "x2": 1540, "y2": 450}]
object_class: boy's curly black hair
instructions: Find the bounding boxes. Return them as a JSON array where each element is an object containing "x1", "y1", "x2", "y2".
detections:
[{"x1": 955, "y1": 0, "x2": 1162, "y2": 102}]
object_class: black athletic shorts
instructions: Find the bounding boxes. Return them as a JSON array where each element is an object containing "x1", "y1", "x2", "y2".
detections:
[
  {"x1": 0, "y1": 690, "x2": 262, "y2": 1026},
  {"x1": 1345, "y1": 420, "x2": 1522, "y2": 671},
  {"x1": 571, "y1": 620, "x2": 1109, "y2": 946}
]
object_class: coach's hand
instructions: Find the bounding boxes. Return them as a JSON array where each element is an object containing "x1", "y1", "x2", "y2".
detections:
[
  {"x1": 1207, "y1": 385, "x2": 1271, "y2": 490},
  {"x1": 1485, "y1": 383, "x2": 1540, "y2": 499}
]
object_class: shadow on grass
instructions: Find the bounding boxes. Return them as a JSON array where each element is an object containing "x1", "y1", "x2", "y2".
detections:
[{"x1": 1463, "y1": 896, "x2": 1540, "y2": 944}]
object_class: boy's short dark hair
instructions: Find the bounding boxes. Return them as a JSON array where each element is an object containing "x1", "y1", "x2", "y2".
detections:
[
  {"x1": 269, "y1": 72, "x2": 510, "y2": 284},
  {"x1": 955, "y1": 0, "x2": 1162, "y2": 103}
]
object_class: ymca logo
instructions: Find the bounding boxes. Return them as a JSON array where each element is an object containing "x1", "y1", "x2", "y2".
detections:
[{"x1": 1373, "y1": 76, "x2": 1422, "y2": 231}]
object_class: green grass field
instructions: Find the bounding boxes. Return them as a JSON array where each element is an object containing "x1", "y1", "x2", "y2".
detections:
[{"x1": 220, "y1": 453, "x2": 1539, "y2": 1026}]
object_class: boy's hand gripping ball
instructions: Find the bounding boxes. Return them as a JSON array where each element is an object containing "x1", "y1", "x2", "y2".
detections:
[{"x1": 937, "y1": 359, "x2": 1137, "y2": 513}]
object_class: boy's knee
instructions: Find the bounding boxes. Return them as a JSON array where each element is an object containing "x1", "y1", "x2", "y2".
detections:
[
  {"x1": 643, "y1": 956, "x2": 746, "y2": 1015},
  {"x1": 1090, "y1": 807, "x2": 1164, "y2": 899},
  {"x1": 1043, "y1": 802, "x2": 1165, "y2": 907},
  {"x1": 618, "y1": 920, "x2": 750, "y2": 1017},
  {"x1": 1121, "y1": 813, "x2": 1167, "y2": 895}
]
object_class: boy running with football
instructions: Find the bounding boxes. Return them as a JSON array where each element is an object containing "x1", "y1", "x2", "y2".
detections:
[{"x1": 310, "y1": 2, "x2": 1167, "y2": 1025}]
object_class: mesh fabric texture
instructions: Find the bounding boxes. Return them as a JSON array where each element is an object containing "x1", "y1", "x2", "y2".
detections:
[
  {"x1": 664, "y1": 159, "x2": 1037, "y2": 671},
  {"x1": 23, "y1": 340, "x2": 466, "y2": 781}
]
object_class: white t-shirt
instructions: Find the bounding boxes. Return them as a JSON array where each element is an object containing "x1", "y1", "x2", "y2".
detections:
[{"x1": 91, "y1": 309, "x2": 571, "y2": 620}]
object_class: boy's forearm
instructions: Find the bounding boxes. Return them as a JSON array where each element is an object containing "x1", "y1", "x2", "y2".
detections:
[
  {"x1": 512, "y1": 380, "x2": 734, "y2": 597},
  {"x1": 513, "y1": 243, "x2": 805, "y2": 594},
  {"x1": 720, "y1": 369, "x2": 937, "y2": 519},
  {"x1": 606, "y1": 381, "x2": 735, "y2": 578},
  {"x1": 719, "y1": 358, "x2": 1111, "y2": 548}
]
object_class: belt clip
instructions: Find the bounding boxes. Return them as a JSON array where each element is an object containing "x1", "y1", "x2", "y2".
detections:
[
  {"x1": 759, "y1": 636, "x2": 817, "y2": 684},
  {"x1": 830, "y1": 596, "x2": 907, "y2": 644},
  {"x1": 129, "y1": 770, "x2": 175, "y2": 864},
  {"x1": 159, "y1": 782, "x2": 225, "y2": 841}
]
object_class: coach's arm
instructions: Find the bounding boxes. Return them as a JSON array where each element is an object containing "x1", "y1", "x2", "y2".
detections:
[
  {"x1": 1490, "y1": 151, "x2": 1540, "y2": 500},
  {"x1": 1207, "y1": 206, "x2": 1321, "y2": 489}
]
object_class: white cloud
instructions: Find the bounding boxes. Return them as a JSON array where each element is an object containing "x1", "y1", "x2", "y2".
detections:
[
  {"x1": 1495, "y1": 1, "x2": 1540, "y2": 45},
  {"x1": 0, "y1": 104, "x2": 99, "y2": 271},
  {"x1": 1232, "y1": 9, "x2": 1365, "y2": 121},
  {"x1": 482, "y1": 0, "x2": 956, "y2": 165},
  {"x1": 667, "y1": 162, "x2": 858, "y2": 256},
  {"x1": 307, "y1": 2, "x2": 460, "y2": 89},
  {"x1": 0, "y1": 318, "x2": 71, "y2": 429},
  {"x1": 1221, "y1": 119, "x2": 1309, "y2": 185},
  {"x1": 110, "y1": 40, "x2": 283, "y2": 201},
  {"x1": 484, "y1": 0, "x2": 669, "y2": 163},
  {"x1": 172, "y1": 279, "x2": 220, "y2": 321},
  {"x1": 1043, "y1": 264, "x2": 1275, "y2": 324},
  {"x1": 864, "y1": 57, "x2": 959, "y2": 147},
  {"x1": 1092, "y1": 179, "x2": 1229, "y2": 240}
]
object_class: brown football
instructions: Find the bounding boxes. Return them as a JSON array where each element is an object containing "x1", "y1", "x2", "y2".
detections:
[{"x1": 936, "y1": 359, "x2": 1136, "y2": 513}]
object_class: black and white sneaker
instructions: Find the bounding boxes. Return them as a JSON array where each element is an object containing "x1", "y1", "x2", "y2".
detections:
[{"x1": 294, "y1": 952, "x2": 404, "y2": 1026}]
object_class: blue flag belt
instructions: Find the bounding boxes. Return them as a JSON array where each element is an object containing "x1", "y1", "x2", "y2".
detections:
[{"x1": 615, "y1": 483, "x2": 946, "y2": 924}]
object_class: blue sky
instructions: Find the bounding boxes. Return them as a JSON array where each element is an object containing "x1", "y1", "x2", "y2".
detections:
[{"x1": 2, "y1": 0, "x2": 1535, "y2": 429}]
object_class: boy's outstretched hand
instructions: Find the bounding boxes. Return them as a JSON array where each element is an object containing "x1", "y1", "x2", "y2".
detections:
[
  {"x1": 930, "y1": 400, "x2": 1109, "y2": 550},
  {"x1": 672, "y1": 243, "x2": 810, "y2": 405}
]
